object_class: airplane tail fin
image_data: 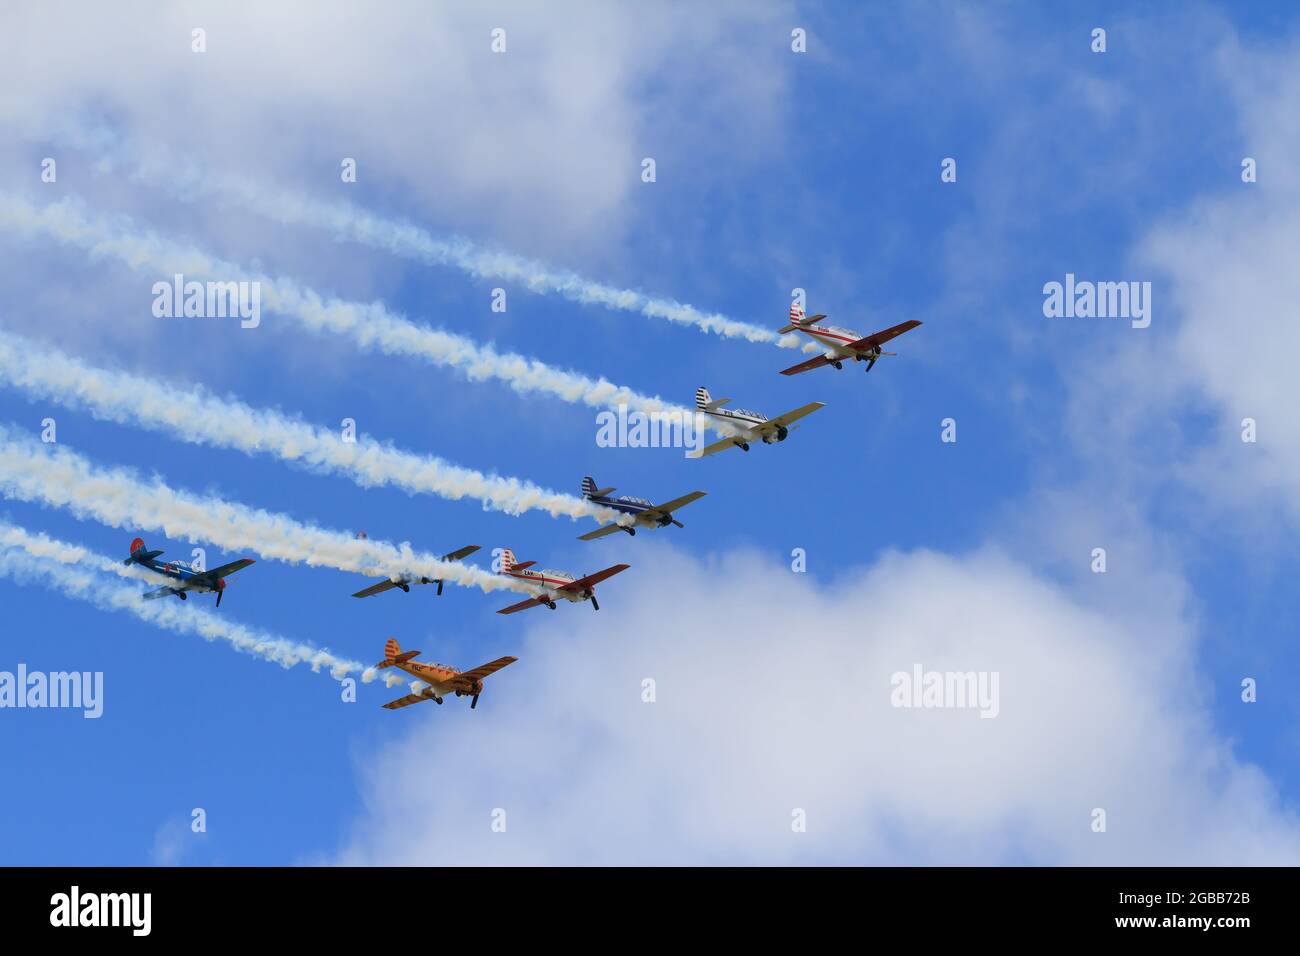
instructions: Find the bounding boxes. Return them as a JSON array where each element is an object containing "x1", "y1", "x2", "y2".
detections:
[
  {"x1": 376, "y1": 637, "x2": 420, "y2": 669},
  {"x1": 500, "y1": 548, "x2": 516, "y2": 572},
  {"x1": 778, "y1": 302, "x2": 805, "y2": 333},
  {"x1": 581, "y1": 476, "x2": 597, "y2": 499},
  {"x1": 695, "y1": 387, "x2": 732, "y2": 413},
  {"x1": 779, "y1": 303, "x2": 827, "y2": 334},
  {"x1": 123, "y1": 536, "x2": 164, "y2": 566}
]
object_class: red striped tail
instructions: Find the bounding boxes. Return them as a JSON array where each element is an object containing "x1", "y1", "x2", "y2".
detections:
[{"x1": 779, "y1": 302, "x2": 808, "y2": 334}]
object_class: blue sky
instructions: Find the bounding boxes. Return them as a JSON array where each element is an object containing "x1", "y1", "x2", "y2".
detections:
[{"x1": 1, "y1": 2, "x2": 1298, "y2": 865}]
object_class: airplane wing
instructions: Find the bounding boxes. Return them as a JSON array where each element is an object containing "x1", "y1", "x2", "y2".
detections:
[
  {"x1": 644, "y1": 491, "x2": 706, "y2": 518},
  {"x1": 352, "y1": 578, "x2": 402, "y2": 598},
  {"x1": 577, "y1": 523, "x2": 625, "y2": 542},
  {"x1": 779, "y1": 354, "x2": 835, "y2": 376},
  {"x1": 845, "y1": 319, "x2": 922, "y2": 351},
  {"x1": 442, "y1": 545, "x2": 481, "y2": 562},
  {"x1": 688, "y1": 435, "x2": 749, "y2": 459},
  {"x1": 382, "y1": 692, "x2": 433, "y2": 710},
  {"x1": 560, "y1": 564, "x2": 631, "y2": 592},
  {"x1": 759, "y1": 402, "x2": 826, "y2": 434},
  {"x1": 449, "y1": 656, "x2": 519, "y2": 688},
  {"x1": 497, "y1": 596, "x2": 549, "y2": 615},
  {"x1": 202, "y1": 558, "x2": 256, "y2": 580}
]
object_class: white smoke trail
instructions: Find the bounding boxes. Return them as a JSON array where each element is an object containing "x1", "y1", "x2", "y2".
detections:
[
  {"x1": 0, "y1": 521, "x2": 395, "y2": 683},
  {"x1": 49, "y1": 129, "x2": 810, "y2": 351},
  {"x1": 0, "y1": 192, "x2": 745, "y2": 436},
  {"x1": 0, "y1": 423, "x2": 535, "y2": 597},
  {"x1": 216, "y1": 181, "x2": 810, "y2": 350},
  {"x1": 0, "y1": 330, "x2": 630, "y2": 527}
]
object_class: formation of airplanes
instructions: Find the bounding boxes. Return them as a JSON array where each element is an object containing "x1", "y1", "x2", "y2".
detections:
[{"x1": 125, "y1": 302, "x2": 920, "y2": 712}]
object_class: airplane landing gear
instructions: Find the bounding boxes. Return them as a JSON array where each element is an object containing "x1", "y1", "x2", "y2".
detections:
[
  {"x1": 832, "y1": 361, "x2": 843, "y2": 370},
  {"x1": 739, "y1": 442, "x2": 750, "y2": 452},
  {"x1": 546, "y1": 600, "x2": 558, "y2": 610},
  {"x1": 433, "y1": 696, "x2": 444, "y2": 705}
]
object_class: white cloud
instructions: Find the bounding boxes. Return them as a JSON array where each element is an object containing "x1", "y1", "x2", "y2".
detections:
[
  {"x1": 0, "y1": 1, "x2": 791, "y2": 252},
  {"x1": 1062, "y1": 37, "x2": 1300, "y2": 527},
  {"x1": 333, "y1": 541, "x2": 1300, "y2": 865}
]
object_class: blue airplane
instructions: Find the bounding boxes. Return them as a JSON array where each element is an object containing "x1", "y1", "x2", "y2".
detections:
[
  {"x1": 577, "y1": 476, "x2": 706, "y2": 541},
  {"x1": 123, "y1": 537, "x2": 256, "y2": 608}
]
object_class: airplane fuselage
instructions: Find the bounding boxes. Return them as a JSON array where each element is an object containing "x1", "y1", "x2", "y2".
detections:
[
  {"x1": 701, "y1": 406, "x2": 789, "y2": 445},
  {"x1": 702, "y1": 406, "x2": 768, "y2": 429},
  {"x1": 587, "y1": 495, "x2": 673, "y2": 529},
  {"x1": 798, "y1": 323, "x2": 879, "y2": 359},
  {"x1": 147, "y1": 561, "x2": 220, "y2": 593},
  {"x1": 394, "y1": 660, "x2": 479, "y2": 701},
  {"x1": 504, "y1": 567, "x2": 591, "y2": 603}
]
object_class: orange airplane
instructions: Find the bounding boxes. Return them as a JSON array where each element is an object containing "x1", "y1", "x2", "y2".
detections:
[{"x1": 375, "y1": 638, "x2": 517, "y2": 710}]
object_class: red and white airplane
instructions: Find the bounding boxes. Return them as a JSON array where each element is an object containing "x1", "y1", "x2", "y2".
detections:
[
  {"x1": 778, "y1": 304, "x2": 922, "y2": 376},
  {"x1": 495, "y1": 548, "x2": 630, "y2": 614}
]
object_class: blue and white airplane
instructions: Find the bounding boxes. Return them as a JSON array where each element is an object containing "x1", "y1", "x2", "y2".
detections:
[
  {"x1": 123, "y1": 537, "x2": 256, "y2": 608},
  {"x1": 577, "y1": 477, "x2": 706, "y2": 541},
  {"x1": 688, "y1": 387, "x2": 825, "y2": 458}
]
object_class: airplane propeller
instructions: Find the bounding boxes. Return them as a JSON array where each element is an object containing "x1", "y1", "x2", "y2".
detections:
[
  {"x1": 670, "y1": 519, "x2": 684, "y2": 528},
  {"x1": 471, "y1": 693, "x2": 480, "y2": 709}
]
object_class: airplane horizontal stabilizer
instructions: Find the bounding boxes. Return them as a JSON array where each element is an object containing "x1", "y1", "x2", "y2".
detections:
[{"x1": 778, "y1": 313, "x2": 827, "y2": 333}]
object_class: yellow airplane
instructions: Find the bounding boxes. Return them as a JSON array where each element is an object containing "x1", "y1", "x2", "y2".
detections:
[{"x1": 375, "y1": 638, "x2": 517, "y2": 710}]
